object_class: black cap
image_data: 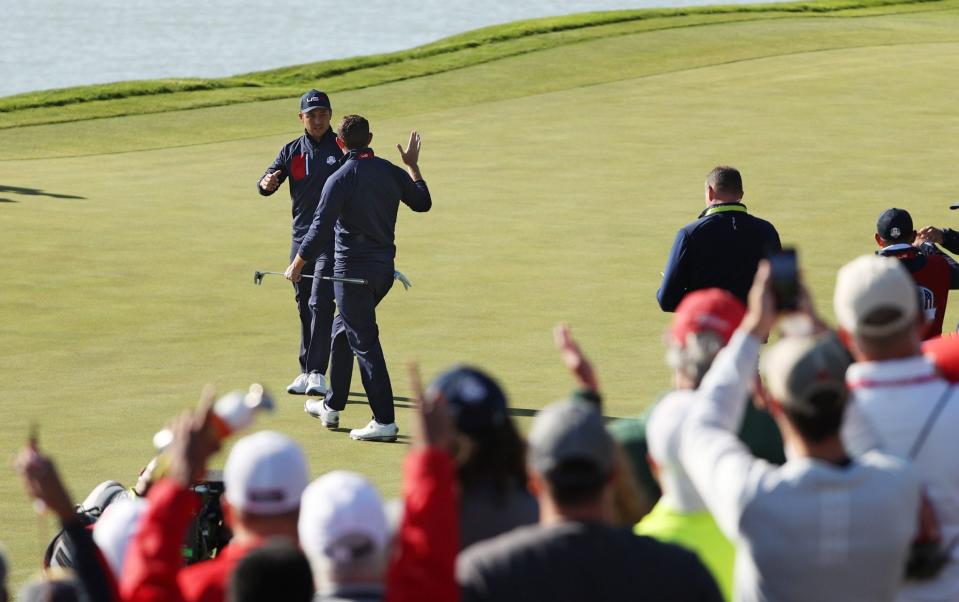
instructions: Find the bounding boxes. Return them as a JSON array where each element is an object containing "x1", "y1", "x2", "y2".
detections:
[
  {"x1": 300, "y1": 89, "x2": 331, "y2": 114},
  {"x1": 877, "y1": 208, "x2": 913, "y2": 243},
  {"x1": 429, "y1": 366, "x2": 507, "y2": 436}
]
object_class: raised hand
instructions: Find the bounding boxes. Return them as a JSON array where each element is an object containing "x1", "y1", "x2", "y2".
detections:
[
  {"x1": 259, "y1": 169, "x2": 283, "y2": 192},
  {"x1": 408, "y1": 362, "x2": 454, "y2": 451},
  {"x1": 396, "y1": 131, "x2": 422, "y2": 168},
  {"x1": 165, "y1": 386, "x2": 221, "y2": 487},
  {"x1": 742, "y1": 260, "x2": 778, "y2": 341},
  {"x1": 15, "y1": 443, "x2": 76, "y2": 521},
  {"x1": 554, "y1": 323, "x2": 600, "y2": 394}
]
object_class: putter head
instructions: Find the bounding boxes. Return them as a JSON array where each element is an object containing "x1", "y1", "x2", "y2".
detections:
[
  {"x1": 253, "y1": 271, "x2": 265, "y2": 285},
  {"x1": 950, "y1": 203, "x2": 959, "y2": 211}
]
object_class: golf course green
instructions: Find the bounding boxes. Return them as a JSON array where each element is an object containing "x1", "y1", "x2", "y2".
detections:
[{"x1": 2, "y1": 0, "x2": 959, "y2": 588}]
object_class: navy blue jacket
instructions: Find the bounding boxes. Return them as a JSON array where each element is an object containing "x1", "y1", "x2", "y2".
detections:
[
  {"x1": 941, "y1": 228, "x2": 959, "y2": 255},
  {"x1": 657, "y1": 202, "x2": 781, "y2": 311},
  {"x1": 258, "y1": 128, "x2": 344, "y2": 248},
  {"x1": 298, "y1": 148, "x2": 431, "y2": 270}
]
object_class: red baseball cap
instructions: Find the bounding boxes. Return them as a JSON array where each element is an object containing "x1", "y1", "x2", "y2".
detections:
[{"x1": 670, "y1": 288, "x2": 746, "y2": 346}]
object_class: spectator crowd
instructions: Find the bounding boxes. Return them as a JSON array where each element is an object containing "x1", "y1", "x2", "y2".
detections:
[{"x1": 8, "y1": 165, "x2": 959, "y2": 602}]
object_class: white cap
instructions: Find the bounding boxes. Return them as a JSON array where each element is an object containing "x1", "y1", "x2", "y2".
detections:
[
  {"x1": 93, "y1": 497, "x2": 148, "y2": 577},
  {"x1": 298, "y1": 471, "x2": 389, "y2": 564},
  {"x1": 646, "y1": 390, "x2": 710, "y2": 512},
  {"x1": 834, "y1": 254, "x2": 918, "y2": 337},
  {"x1": 224, "y1": 431, "x2": 309, "y2": 515}
]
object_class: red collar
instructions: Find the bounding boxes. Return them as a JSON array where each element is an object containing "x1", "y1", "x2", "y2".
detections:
[
  {"x1": 349, "y1": 148, "x2": 375, "y2": 160},
  {"x1": 847, "y1": 373, "x2": 940, "y2": 390}
]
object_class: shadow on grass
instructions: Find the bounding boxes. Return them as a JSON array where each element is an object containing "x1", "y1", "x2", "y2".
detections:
[
  {"x1": 0, "y1": 198, "x2": 17, "y2": 203},
  {"x1": 344, "y1": 391, "x2": 572, "y2": 420},
  {"x1": 0, "y1": 184, "x2": 85, "y2": 200}
]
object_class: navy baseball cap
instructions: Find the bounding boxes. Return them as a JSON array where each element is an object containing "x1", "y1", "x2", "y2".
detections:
[
  {"x1": 877, "y1": 208, "x2": 913, "y2": 243},
  {"x1": 429, "y1": 366, "x2": 507, "y2": 436},
  {"x1": 300, "y1": 89, "x2": 331, "y2": 114}
]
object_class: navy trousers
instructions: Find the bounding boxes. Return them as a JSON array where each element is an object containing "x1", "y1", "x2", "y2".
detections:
[
  {"x1": 324, "y1": 268, "x2": 395, "y2": 424},
  {"x1": 290, "y1": 242, "x2": 335, "y2": 374}
]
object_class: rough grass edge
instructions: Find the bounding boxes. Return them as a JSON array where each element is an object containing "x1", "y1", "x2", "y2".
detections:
[{"x1": 0, "y1": 0, "x2": 944, "y2": 115}]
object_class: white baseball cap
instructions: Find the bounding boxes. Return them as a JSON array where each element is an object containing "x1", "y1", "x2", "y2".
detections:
[
  {"x1": 834, "y1": 254, "x2": 918, "y2": 337},
  {"x1": 93, "y1": 497, "x2": 148, "y2": 577},
  {"x1": 224, "y1": 431, "x2": 309, "y2": 515},
  {"x1": 298, "y1": 471, "x2": 389, "y2": 564}
]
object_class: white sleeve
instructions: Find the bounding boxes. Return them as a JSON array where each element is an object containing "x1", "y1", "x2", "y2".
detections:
[
  {"x1": 841, "y1": 396, "x2": 882, "y2": 456},
  {"x1": 679, "y1": 330, "x2": 772, "y2": 539}
]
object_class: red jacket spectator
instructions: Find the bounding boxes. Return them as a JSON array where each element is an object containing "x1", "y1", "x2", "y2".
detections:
[
  {"x1": 122, "y1": 430, "x2": 309, "y2": 602},
  {"x1": 386, "y1": 448, "x2": 459, "y2": 602}
]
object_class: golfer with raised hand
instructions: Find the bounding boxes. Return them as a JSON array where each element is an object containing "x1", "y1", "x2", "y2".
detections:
[
  {"x1": 286, "y1": 115, "x2": 431, "y2": 442},
  {"x1": 257, "y1": 90, "x2": 344, "y2": 400}
]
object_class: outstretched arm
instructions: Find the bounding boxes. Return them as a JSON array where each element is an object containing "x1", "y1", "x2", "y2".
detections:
[
  {"x1": 385, "y1": 364, "x2": 459, "y2": 602},
  {"x1": 554, "y1": 323, "x2": 601, "y2": 406},
  {"x1": 678, "y1": 263, "x2": 777, "y2": 538},
  {"x1": 15, "y1": 441, "x2": 113, "y2": 601},
  {"x1": 917, "y1": 226, "x2": 959, "y2": 255}
]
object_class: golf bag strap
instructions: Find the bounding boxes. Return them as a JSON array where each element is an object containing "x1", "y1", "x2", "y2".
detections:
[{"x1": 908, "y1": 384, "x2": 954, "y2": 461}]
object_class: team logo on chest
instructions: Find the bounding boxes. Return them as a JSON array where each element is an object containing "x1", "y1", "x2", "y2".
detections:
[{"x1": 919, "y1": 285, "x2": 937, "y2": 322}]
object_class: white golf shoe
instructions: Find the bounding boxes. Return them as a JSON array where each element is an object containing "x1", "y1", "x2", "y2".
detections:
[
  {"x1": 287, "y1": 373, "x2": 309, "y2": 395},
  {"x1": 350, "y1": 420, "x2": 399, "y2": 442},
  {"x1": 304, "y1": 399, "x2": 339, "y2": 428},
  {"x1": 305, "y1": 372, "x2": 327, "y2": 396}
]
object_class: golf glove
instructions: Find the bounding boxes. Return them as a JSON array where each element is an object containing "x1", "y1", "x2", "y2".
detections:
[{"x1": 394, "y1": 270, "x2": 412, "y2": 290}]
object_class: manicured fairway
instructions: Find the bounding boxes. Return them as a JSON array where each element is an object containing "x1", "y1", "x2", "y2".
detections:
[{"x1": 2, "y1": 0, "x2": 959, "y2": 587}]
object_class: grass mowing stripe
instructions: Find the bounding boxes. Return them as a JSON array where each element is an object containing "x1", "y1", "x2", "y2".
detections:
[
  {"x1": 0, "y1": 0, "x2": 952, "y2": 128},
  {"x1": 3, "y1": 6, "x2": 958, "y2": 160}
]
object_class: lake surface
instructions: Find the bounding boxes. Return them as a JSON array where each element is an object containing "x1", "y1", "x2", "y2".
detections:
[{"x1": 1, "y1": 0, "x2": 771, "y2": 98}]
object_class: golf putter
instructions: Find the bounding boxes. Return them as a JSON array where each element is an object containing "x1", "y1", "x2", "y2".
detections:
[{"x1": 253, "y1": 271, "x2": 368, "y2": 286}]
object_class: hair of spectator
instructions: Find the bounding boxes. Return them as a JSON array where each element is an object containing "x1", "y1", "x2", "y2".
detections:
[
  {"x1": 706, "y1": 166, "x2": 743, "y2": 196},
  {"x1": 665, "y1": 332, "x2": 725, "y2": 388},
  {"x1": 310, "y1": 537, "x2": 390, "y2": 592},
  {"x1": 17, "y1": 575, "x2": 88, "y2": 602},
  {"x1": 544, "y1": 459, "x2": 610, "y2": 506},
  {"x1": 338, "y1": 115, "x2": 371, "y2": 149},
  {"x1": 781, "y1": 389, "x2": 847, "y2": 443},
  {"x1": 456, "y1": 416, "x2": 529, "y2": 498},
  {"x1": 233, "y1": 506, "x2": 300, "y2": 526},
  {"x1": 852, "y1": 308, "x2": 919, "y2": 356},
  {"x1": 228, "y1": 540, "x2": 314, "y2": 602}
]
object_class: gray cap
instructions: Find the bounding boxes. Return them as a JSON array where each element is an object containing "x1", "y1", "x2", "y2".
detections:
[
  {"x1": 528, "y1": 398, "x2": 613, "y2": 486},
  {"x1": 761, "y1": 333, "x2": 851, "y2": 415}
]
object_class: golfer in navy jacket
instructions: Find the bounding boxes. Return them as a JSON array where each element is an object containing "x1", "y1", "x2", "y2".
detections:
[
  {"x1": 286, "y1": 114, "x2": 431, "y2": 442},
  {"x1": 657, "y1": 166, "x2": 781, "y2": 311},
  {"x1": 258, "y1": 90, "x2": 344, "y2": 398}
]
